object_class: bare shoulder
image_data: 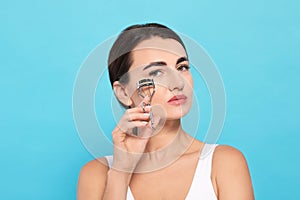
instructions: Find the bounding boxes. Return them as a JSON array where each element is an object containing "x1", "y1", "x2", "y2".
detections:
[
  {"x1": 212, "y1": 145, "x2": 255, "y2": 200},
  {"x1": 213, "y1": 144, "x2": 250, "y2": 177},
  {"x1": 80, "y1": 157, "x2": 109, "y2": 174},
  {"x1": 214, "y1": 145, "x2": 247, "y2": 164},
  {"x1": 77, "y1": 157, "x2": 110, "y2": 200}
]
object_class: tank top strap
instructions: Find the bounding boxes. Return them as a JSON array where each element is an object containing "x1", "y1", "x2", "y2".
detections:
[
  {"x1": 104, "y1": 155, "x2": 113, "y2": 168},
  {"x1": 197, "y1": 143, "x2": 219, "y2": 178},
  {"x1": 199, "y1": 143, "x2": 219, "y2": 160},
  {"x1": 184, "y1": 143, "x2": 219, "y2": 199}
]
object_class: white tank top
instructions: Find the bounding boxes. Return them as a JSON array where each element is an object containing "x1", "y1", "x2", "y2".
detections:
[{"x1": 105, "y1": 143, "x2": 218, "y2": 200}]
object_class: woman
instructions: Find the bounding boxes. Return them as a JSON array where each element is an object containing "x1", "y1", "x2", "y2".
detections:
[{"x1": 77, "y1": 23, "x2": 255, "y2": 200}]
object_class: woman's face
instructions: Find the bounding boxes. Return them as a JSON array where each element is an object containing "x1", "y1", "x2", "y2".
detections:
[{"x1": 124, "y1": 37, "x2": 194, "y2": 120}]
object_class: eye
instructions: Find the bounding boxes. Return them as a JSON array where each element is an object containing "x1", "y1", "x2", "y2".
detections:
[
  {"x1": 177, "y1": 64, "x2": 190, "y2": 72},
  {"x1": 149, "y1": 69, "x2": 163, "y2": 77}
]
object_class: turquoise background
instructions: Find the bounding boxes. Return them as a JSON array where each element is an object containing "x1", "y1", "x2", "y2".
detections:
[{"x1": 1, "y1": 0, "x2": 299, "y2": 199}]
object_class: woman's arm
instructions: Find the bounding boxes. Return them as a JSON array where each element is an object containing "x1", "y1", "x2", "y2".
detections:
[
  {"x1": 214, "y1": 145, "x2": 255, "y2": 200},
  {"x1": 103, "y1": 169, "x2": 132, "y2": 200},
  {"x1": 77, "y1": 97, "x2": 153, "y2": 200},
  {"x1": 77, "y1": 158, "x2": 132, "y2": 200}
]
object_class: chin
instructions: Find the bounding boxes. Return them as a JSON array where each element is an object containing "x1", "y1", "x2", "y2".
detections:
[
  {"x1": 166, "y1": 106, "x2": 191, "y2": 120},
  {"x1": 152, "y1": 100, "x2": 192, "y2": 120}
]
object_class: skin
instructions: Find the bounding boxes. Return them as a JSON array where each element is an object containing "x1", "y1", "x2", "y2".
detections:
[{"x1": 77, "y1": 37, "x2": 255, "y2": 200}]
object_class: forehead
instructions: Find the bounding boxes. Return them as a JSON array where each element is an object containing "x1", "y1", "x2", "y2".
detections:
[{"x1": 130, "y1": 37, "x2": 187, "y2": 69}]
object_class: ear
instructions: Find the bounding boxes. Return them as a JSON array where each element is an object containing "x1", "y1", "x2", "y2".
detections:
[{"x1": 113, "y1": 81, "x2": 133, "y2": 107}]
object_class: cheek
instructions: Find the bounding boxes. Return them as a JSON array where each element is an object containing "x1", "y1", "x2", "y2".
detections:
[
  {"x1": 185, "y1": 74, "x2": 194, "y2": 88},
  {"x1": 151, "y1": 87, "x2": 167, "y2": 104}
]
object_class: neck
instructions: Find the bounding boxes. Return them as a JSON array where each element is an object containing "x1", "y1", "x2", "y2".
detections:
[
  {"x1": 144, "y1": 119, "x2": 188, "y2": 152},
  {"x1": 134, "y1": 119, "x2": 195, "y2": 173}
]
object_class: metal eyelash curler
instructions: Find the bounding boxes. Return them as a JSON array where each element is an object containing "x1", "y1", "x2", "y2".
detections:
[{"x1": 136, "y1": 78, "x2": 155, "y2": 129}]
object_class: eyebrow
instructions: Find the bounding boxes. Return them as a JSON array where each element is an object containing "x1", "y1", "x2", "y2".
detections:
[{"x1": 142, "y1": 56, "x2": 188, "y2": 71}]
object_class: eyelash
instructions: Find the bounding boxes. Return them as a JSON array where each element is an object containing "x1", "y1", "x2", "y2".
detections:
[
  {"x1": 176, "y1": 64, "x2": 190, "y2": 71},
  {"x1": 148, "y1": 65, "x2": 190, "y2": 77},
  {"x1": 149, "y1": 70, "x2": 163, "y2": 77}
]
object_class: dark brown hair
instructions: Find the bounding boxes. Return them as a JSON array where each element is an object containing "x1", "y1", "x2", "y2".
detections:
[{"x1": 108, "y1": 23, "x2": 187, "y2": 87}]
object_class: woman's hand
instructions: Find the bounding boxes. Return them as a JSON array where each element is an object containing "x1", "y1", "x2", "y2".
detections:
[{"x1": 111, "y1": 96, "x2": 153, "y2": 173}]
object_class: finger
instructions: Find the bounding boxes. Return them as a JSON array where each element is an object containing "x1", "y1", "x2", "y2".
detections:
[
  {"x1": 115, "y1": 120, "x2": 149, "y2": 134},
  {"x1": 127, "y1": 96, "x2": 151, "y2": 114},
  {"x1": 126, "y1": 121, "x2": 149, "y2": 130},
  {"x1": 127, "y1": 112, "x2": 150, "y2": 122},
  {"x1": 138, "y1": 95, "x2": 150, "y2": 107},
  {"x1": 127, "y1": 105, "x2": 151, "y2": 114}
]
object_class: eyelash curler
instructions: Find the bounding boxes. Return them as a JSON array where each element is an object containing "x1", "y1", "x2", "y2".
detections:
[{"x1": 136, "y1": 78, "x2": 156, "y2": 129}]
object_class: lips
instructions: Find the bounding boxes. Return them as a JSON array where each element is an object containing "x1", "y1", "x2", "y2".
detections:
[{"x1": 167, "y1": 95, "x2": 187, "y2": 105}]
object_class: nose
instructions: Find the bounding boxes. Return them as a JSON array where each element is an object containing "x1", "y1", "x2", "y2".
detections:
[{"x1": 168, "y1": 71, "x2": 185, "y2": 92}]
